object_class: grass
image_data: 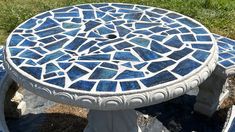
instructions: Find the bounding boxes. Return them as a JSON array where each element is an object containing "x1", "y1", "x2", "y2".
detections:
[{"x1": 0, "y1": 0, "x2": 235, "y2": 44}]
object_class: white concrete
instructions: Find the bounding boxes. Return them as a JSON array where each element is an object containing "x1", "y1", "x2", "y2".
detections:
[{"x1": 84, "y1": 109, "x2": 141, "y2": 132}]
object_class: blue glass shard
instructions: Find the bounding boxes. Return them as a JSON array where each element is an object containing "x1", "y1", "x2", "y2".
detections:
[
  {"x1": 172, "y1": 59, "x2": 201, "y2": 76},
  {"x1": 146, "y1": 11, "x2": 161, "y2": 18},
  {"x1": 126, "y1": 34, "x2": 136, "y2": 39},
  {"x1": 120, "y1": 81, "x2": 141, "y2": 91},
  {"x1": 64, "y1": 37, "x2": 87, "y2": 50},
  {"x1": 37, "y1": 51, "x2": 64, "y2": 64},
  {"x1": 150, "y1": 40, "x2": 170, "y2": 54},
  {"x1": 102, "y1": 14, "x2": 116, "y2": 21},
  {"x1": 100, "y1": 6, "x2": 115, "y2": 12},
  {"x1": 168, "y1": 47, "x2": 193, "y2": 60},
  {"x1": 181, "y1": 34, "x2": 196, "y2": 41},
  {"x1": 167, "y1": 23, "x2": 181, "y2": 28},
  {"x1": 20, "y1": 66, "x2": 42, "y2": 79},
  {"x1": 71, "y1": 18, "x2": 81, "y2": 23},
  {"x1": 78, "y1": 41, "x2": 96, "y2": 52},
  {"x1": 141, "y1": 70, "x2": 177, "y2": 87},
  {"x1": 220, "y1": 60, "x2": 233, "y2": 67},
  {"x1": 88, "y1": 46, "x2": 99, "y2": 53},
  {"x1": 124, "y1": 12, "x2": 142, "y2": 20},
  {"x1": 43, "y1": 72, "x2": 57, "y2": 79},
  {"x1": 101, "y1": 46, "x2": 115, "y2": 53},
  {"x1": 39, "y1": 37, "x2": 56, "y2": 43},
  {"x1": 96, "y1": 81, "x2": 117, "y2": 92},
  {"x1": 78, "y1": 54, "x2": 111, "y2": 61},
  {"x1": 118, "y1": 9, "x2": 139, "y2": 13},
  {"x1": 89, "y1": 68, "x2": 117, "y2": 79},
  {"x1": 133, "y1": 47, "x2": 161, "y2": 61},
  {"x1": 44, "y1": 38, "x2": 69, "y2": 51},
  {"x1": 26, "y1": 60, "x2": 37, "y2": 66},
  {"x1": 58, "y1": 62, "x2": 71, "y2": 70},
  {"x1": 31, "y1": 47, "x2": 47, "y2": 54},
  {"x1": 116, "y1": 70, "x2": 144, "y2": 79},
  {"x1": 191, "y1": 28, "x2": 208, "y2": 34},
  {"x1": 62, "y1": 22, "x2": 80, "y2": 29},
  {"x1": 192, "y1": 50, "x2": 210, "y2": 62},
  {"x1": 52, "y1": 6, "x2": 74, "y2": 12},
  {"x1": 45, "y1": 77, "x2": 65, "y2": 87},
  {"x1": 196, "y1": 35, "x2": 212, "y2": 41},
  {"x1": 19, "y1": 50, "x2": 42, "y2": 59},
  {"x1": 96, "y1": 11, "x2": 106, "y2": 18},
  {"x1": 19, "y1": 19, "x2": 37, "y2": 29},
  {"x1": 88, "y1": 31, "x2": 102, "y2": 38},
  {"x1": 148, "y1": 60, "x2": 175, "y2": 73},
  {"x1": 134, "y1": 62, "x2": 147, "y2": 70},
  {"x1": 150, "y1": 35, "x2": 166, "y2": 41},
  {"x1": 76, "y1": 62, "x2": 100, "y2": 70},
  {"x1": 36, "y1": 27, "x2": 64, "y2": 38},
  {"x1": 22, "y1": 34, "x2": 33, "y2": 37},
  {"x1": 178, "y1": 18, "x2": 200, "y2": 27},
  {"x1": 14, "y1": 30, "x2": 23, "y2": 33},
  {"x1": 133, "y1": 30, "x2": 153, "y2": 35},
  {"x1": 63, "y1": 29, "x2": 79, "y2": 36},
  {"x1": 136, "y1": 5, "x2": 149, "y2": 10},
  {"x1": 130, "y1": 37, "x2": 150, "y2": 47},
  {"x1": 161, "y1": 17, "x2": 174, "y2": 23},
  {"x1": 54, "y1": 12, "x2": 79, "y2": 17},
  {"x1": 11, "y1": 58, "x2": 24, "y2": 66},
  {"x1": 164, "y1": 36, "x2": 183, "y2": 48},
  {"x1": 114, "y1": 41, "x2": 133, "y2": 50},
  {"x1": 9, "y1": 34, "x2": 24, "y2": 46},
  {"x1": 166, "y1": 13, "x2": 182, "y2": 19},
  {"x1": 54, "y1": 18, "x2": 70, "y2": 22},
  {"x1": 9, "y1": 48, "x2": 24, "y2": 56},
  {"x1": 83, "y1": 11, "x2": 95, "y2": 19},
  {"x1": 116, "y1": 26, "x2": 131, "y2": 37},
  {"x1": 57, "y1": 54, "x2": 71, "y2": 61},
  {"x1": 192, "y1": 43, "x2": 212, "y2": 50},
  {"x1": 46, "y1": 63, "x2": 60, "y2": 73},
  {"x1": 166, "y1": 29, "x2": 180, "y2": 35},
  {"x1": 67, "y1": 66, "x2": 88, "y2": 81},
  {"x1": 92, "y1": 3, "x2": 109, "y2": 8},
  {"x1": 135, "y1": 22, "x2": 160, "y2": 29},
  {"x1": 149, "y1": 26, "x2": 169, "y2": 33},
  {"x1": 141, "y1": 15, "x2": 151, "y2": 22},
  {"x1": 35, "y1": 18, "x2": 59, "y2": 31},
  {"x1": 36, "y1": 12, "x2": 51, "y2": 19},
  {"x1": 179, "y1": 27, "x2": 190, "y2": 33},
  {"x1": 105, "y1": 24, "x2": 115, "y2": 29},
  {"x1": 217, "y1": 41, "x2": 230, "y2": 49},
  {"x1": 219, "y1": 53, "x2": 233, "y2": 59},
  {"x1": 220, "y1": 37, "x2": 235, "y2": 46},
  {"x1": 101, "y1": 62, "x2": 118, "y2": 69},
  {"x1": 84, "y1": 20, "x2": 101, "y2": 31},
  {"x1": 152, "y1": 8, "x2": 168, "y2": 14},
  {"x1": 58, "y1": 72, "x2": 64, "y2": 76},
  {"x1": 122, "y1": 62, "x2": 132, "y2": 68},
  {"x1": 113, "y1": 20, "x2": 125, "y2": 26},
  {"x1": 70, "y1": 80, "x2": 96, "y2": 91},
  {"x1": 114, "y1": 52, "x2": 139, "y2": 61},
  {"x1": 97, "y1": 26, "x2": 114, "y2": 35},
  {"x1": 54, "y1": 35, "x2": 66, "y2": 39}
]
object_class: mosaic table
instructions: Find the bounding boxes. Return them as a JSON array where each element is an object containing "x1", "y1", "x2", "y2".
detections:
[{"x1": 3, "y1": 3, "x2": 218, "y2": 132}]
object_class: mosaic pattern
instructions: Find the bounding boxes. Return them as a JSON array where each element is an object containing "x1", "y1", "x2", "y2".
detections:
[
  {"x1": 5, "y1": 3, "x2": 216, "y2": 93},
  {"x1": 213, "y1": 34, "x2": 235, "y2": 69},
  {"x1": 0, "y1": 47, "x2": 6, "y2": 80}
]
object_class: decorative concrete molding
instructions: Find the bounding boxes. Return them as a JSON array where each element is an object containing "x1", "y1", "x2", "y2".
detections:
[{"x1": 4, "y1": 46, "x2": 217, "y2": 110}]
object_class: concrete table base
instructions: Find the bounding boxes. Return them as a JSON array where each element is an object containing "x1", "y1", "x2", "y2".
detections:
[
  {"x1": 84, "y1": 110, "x2": 141, "y2": 132},
  {"x1": 194, "y1": 72, "x2": 226, "y2": 116}
]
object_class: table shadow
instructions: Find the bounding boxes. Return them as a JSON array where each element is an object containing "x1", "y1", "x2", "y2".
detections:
[{"x1": 136, "y1": 94, "x2": 227, "y2": 132}]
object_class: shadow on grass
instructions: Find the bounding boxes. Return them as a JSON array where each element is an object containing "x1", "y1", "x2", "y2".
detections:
[
  {"x1": 6, "y1": 113, "x2": 87, "y2": 132},
  {"x1": 136, "y1": 95, "x2": 227, "y2": 132}
]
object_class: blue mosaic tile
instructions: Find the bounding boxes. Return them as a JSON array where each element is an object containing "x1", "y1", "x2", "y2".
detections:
[{"x1": 6, "y1": 3, "x2": 215, "y2": 93}]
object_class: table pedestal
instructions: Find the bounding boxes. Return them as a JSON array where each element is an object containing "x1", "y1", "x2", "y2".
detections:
[{"x1": 84, "y1": 109, "x2": 141, "y2": 132}]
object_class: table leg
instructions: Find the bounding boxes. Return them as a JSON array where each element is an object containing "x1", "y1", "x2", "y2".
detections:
[
  {"x1": 84, "y1": 109, "x2": 141, "y2": 132},
  {"x1": 194, "y1": 72, "x2": 227, "y2": 116}
]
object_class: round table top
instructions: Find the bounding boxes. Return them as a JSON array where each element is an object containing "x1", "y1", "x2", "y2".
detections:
[{"x1": 4, "y1": 3, "x2": 217, "y2": 110}]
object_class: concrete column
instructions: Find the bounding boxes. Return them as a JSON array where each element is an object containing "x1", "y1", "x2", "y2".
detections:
[{"x1": 84, "y1": 109, "x2": 141, "y2": 132}]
